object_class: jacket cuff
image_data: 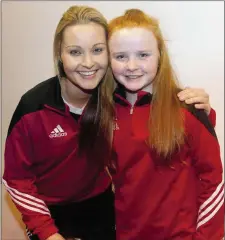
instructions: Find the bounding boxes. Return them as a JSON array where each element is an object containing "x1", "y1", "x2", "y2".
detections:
[{"x1": 37, "y1": 225, "x2": 59, "y2": 240}]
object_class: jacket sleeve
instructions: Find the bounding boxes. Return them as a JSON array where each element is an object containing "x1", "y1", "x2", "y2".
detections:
[
  {"x1": 208, "y1": 108, "x2": 216, "y2": 128},
  {"x1": 2, "y1": 97, "x2": 58, "y2": 240},
  {"x1": 187, "y1": 109, "x2": 224, "y2": 240}
]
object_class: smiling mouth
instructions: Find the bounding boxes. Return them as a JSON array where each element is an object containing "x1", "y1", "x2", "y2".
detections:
[
  {"x1": 125, "y1": 75, "x2": 143, "y2": 79},
  {"x1": 78, "y1": 70, "x2": 98, "y2": 76}
]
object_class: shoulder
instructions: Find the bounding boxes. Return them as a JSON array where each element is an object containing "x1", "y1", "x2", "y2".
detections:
[
  {"x1": 21, "y1": 76, "x2": 58, "y2": 105},
  {"x1": 182, "y1": 104, "x2": 217, "y2": 139},
  {"x1": 7, "y1": 76, "x2": 59, "y2": 136}
]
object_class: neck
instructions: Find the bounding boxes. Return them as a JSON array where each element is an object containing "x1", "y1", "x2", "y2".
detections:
[
  {"x1": 142, "y1": 84, "x2": 153, "y2": 94},
  {"x1": 126, "y1": 84, "x2": 153, "y2": 106},
  {"x1": 60, "y1": 77, "x2": 92, "y2": 109},
  {"x1": 126, "y1": 91, "x2": 137, "y2": 106}
]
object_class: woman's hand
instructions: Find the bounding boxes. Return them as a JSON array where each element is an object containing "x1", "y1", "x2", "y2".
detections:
[{"x1": 177, "y1": 87, "x2": 211, "y2": 115}]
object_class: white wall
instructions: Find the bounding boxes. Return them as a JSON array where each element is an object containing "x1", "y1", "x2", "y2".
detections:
[{"x1": 2, "y1": 1, "x2": 224, "y2": 239}]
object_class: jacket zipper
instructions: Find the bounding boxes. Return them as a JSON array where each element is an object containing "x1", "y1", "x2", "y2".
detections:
[{"x1": 130, "y1": 106, "x2": 134, "y2": 114}]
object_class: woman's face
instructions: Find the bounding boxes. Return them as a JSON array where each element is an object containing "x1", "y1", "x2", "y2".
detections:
[
  {"x1": 109, "y1": 27, "x2": 159, "y2": 92},
  {"x1": 61, "y1": 22, "x2": 108, "y2": 91}
]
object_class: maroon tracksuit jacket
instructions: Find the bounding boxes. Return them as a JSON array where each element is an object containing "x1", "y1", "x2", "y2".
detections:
[
  {"x1": 3, "y1": 76, "x2": 111, "y2": 240},
  {"x1": 113, "y1": 89, "x2": 223, "y2": 240}
]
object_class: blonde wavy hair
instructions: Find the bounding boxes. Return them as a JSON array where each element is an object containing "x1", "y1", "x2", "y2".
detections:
[{"x1": 53, "y1": 6, "x2": 115, "y2": 167}]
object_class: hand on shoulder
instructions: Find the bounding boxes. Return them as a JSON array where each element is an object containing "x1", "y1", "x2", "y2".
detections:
[{"x1": 177, "y1": 87, "x2": 211, "y2": 115}]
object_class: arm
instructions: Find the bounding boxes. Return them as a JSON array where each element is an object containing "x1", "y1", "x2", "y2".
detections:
[
  {"x1": 187, "y1": 109, "x2": 224, "y2": 239},
  {"x1": 3, "y1": 97, "x2": 63, "y2": 240},
  {"x1": 177, "y1": 87, "x2": 216, "y2": 127}
]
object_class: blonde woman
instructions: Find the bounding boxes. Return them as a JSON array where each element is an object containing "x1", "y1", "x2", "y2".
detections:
[{"x1": 3, "y1": 6, "x2": 115, "y2": 240}]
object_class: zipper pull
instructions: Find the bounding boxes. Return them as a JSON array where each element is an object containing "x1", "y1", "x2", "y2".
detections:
[{"x1": 130, "y1": 106, "x2": 134, "y2": 114}]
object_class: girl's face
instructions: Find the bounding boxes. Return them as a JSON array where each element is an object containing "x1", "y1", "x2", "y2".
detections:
[
  {"x1": 61, "y1": 22, "x2": 108, "y2": 91},
  {"x1": 109, "y1": 27, "x2": 159, "y2": 92}
]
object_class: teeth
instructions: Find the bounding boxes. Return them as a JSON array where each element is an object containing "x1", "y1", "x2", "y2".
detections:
[
  {"x1": 126, "y1": 75, "x2": 142, "y2": 79},
  {"x1": 79, "y1": 71, "x2": 96, "y2": 76}
]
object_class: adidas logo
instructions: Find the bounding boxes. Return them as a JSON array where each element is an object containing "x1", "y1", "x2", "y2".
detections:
[{"x1": 49, "y1": 125, "x2": 67, "y2": 138}]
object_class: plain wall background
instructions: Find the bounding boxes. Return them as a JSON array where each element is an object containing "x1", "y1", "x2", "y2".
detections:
[{"x1": 1, "y1": 1, "x2": 224, "y2": 239}]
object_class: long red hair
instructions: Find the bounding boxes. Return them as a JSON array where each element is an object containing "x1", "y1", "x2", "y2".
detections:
[{"x1": 108, "y1": 9, "x2": 185, "y2": 160}]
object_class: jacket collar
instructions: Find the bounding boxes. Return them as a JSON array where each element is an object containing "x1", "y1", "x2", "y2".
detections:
[
  {"x1": 113, "y1": 83, "x2": 153, "y2": 106},
  {"x1": 42, "y1": 76, "x2": 69, "y2": 115}
]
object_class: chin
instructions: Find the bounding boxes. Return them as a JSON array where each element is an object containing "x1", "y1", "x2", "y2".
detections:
[
  {"x1": 124, "y1": 83, "x2": 143, "y2": 93},
  {"x1": 79, "y1": 82, "x2": 100, "y2": 91}
]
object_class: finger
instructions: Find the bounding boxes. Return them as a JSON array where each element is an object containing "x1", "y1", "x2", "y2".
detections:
[
  {"x1": 177, "y1": 88, "x2": 198, "y2": 99},
  {"x1": 179, "y1": 90, "x2": 209, "y2": 101},
  {"x1": 179, "y1": 92, "x2": 195, "y2": 100},
  {"x1": 194, "y1": 103, "x2": 211, "y2": 115},
  {"x1": 185, "y1": 97, "x2": 209, "y2": 105},
  {"x1": 177, "y1": 89, "x2": 190, "y2": 98},
  {"x1": 178, "y1": 88, "x2": 207, "y2": 98}
]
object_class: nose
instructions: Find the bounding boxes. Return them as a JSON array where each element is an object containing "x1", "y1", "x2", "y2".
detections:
[
  {"x1": 127, "y1": 58, "x2": 138, "y2": 71},
  {"x1": 82, "y1": 53, "x2": 94, "y2": 69}
]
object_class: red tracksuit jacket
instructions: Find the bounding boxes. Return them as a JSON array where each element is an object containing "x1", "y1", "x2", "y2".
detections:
[
  {"x1": 3, "y1": 76, "x2": 111, "y2": 240},
  {"x1": 113, "y1": 89, "x2": 223, "y2": 240}
]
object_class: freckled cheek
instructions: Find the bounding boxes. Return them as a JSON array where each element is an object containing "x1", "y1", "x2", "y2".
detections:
[
  {"x1": 151, "y1": 63, "x2": 159, "y2": 75},
  {"x1": 144, "y1": 59, "x2": 158, "y2": 75},
  {"x1": 111, "y1": 61, "x2": 125, "y2": 76}
]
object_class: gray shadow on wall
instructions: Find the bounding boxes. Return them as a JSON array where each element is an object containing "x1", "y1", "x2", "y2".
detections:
[{"x1": 4, "y1": 193, "x2": 27, "y2": 240}]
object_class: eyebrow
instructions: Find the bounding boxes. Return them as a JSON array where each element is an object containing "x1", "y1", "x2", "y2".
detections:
[
  {"x1": 112, "y1": 50, "x2": 152, "y2": 55},
  {"x1": 65, "y1": 43, "x2": 107, "y2": 48},
  {"x1": 112, "y1": 52, "x2": 127, "y2": 55}
]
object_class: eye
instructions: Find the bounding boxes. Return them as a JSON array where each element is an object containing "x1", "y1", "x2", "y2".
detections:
[
  {"x1": 115, "y1": 55, "x2": 127, "y2": 61},
  {"x1": 139, "y1": 53, "x2": 150, "y2": 58},
  {"x1": 93, "y1": 48, "x2": 104, "y2": 54},
  {"x1": 70, "y1": 50, "x2": 81, "y2": 56}
]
